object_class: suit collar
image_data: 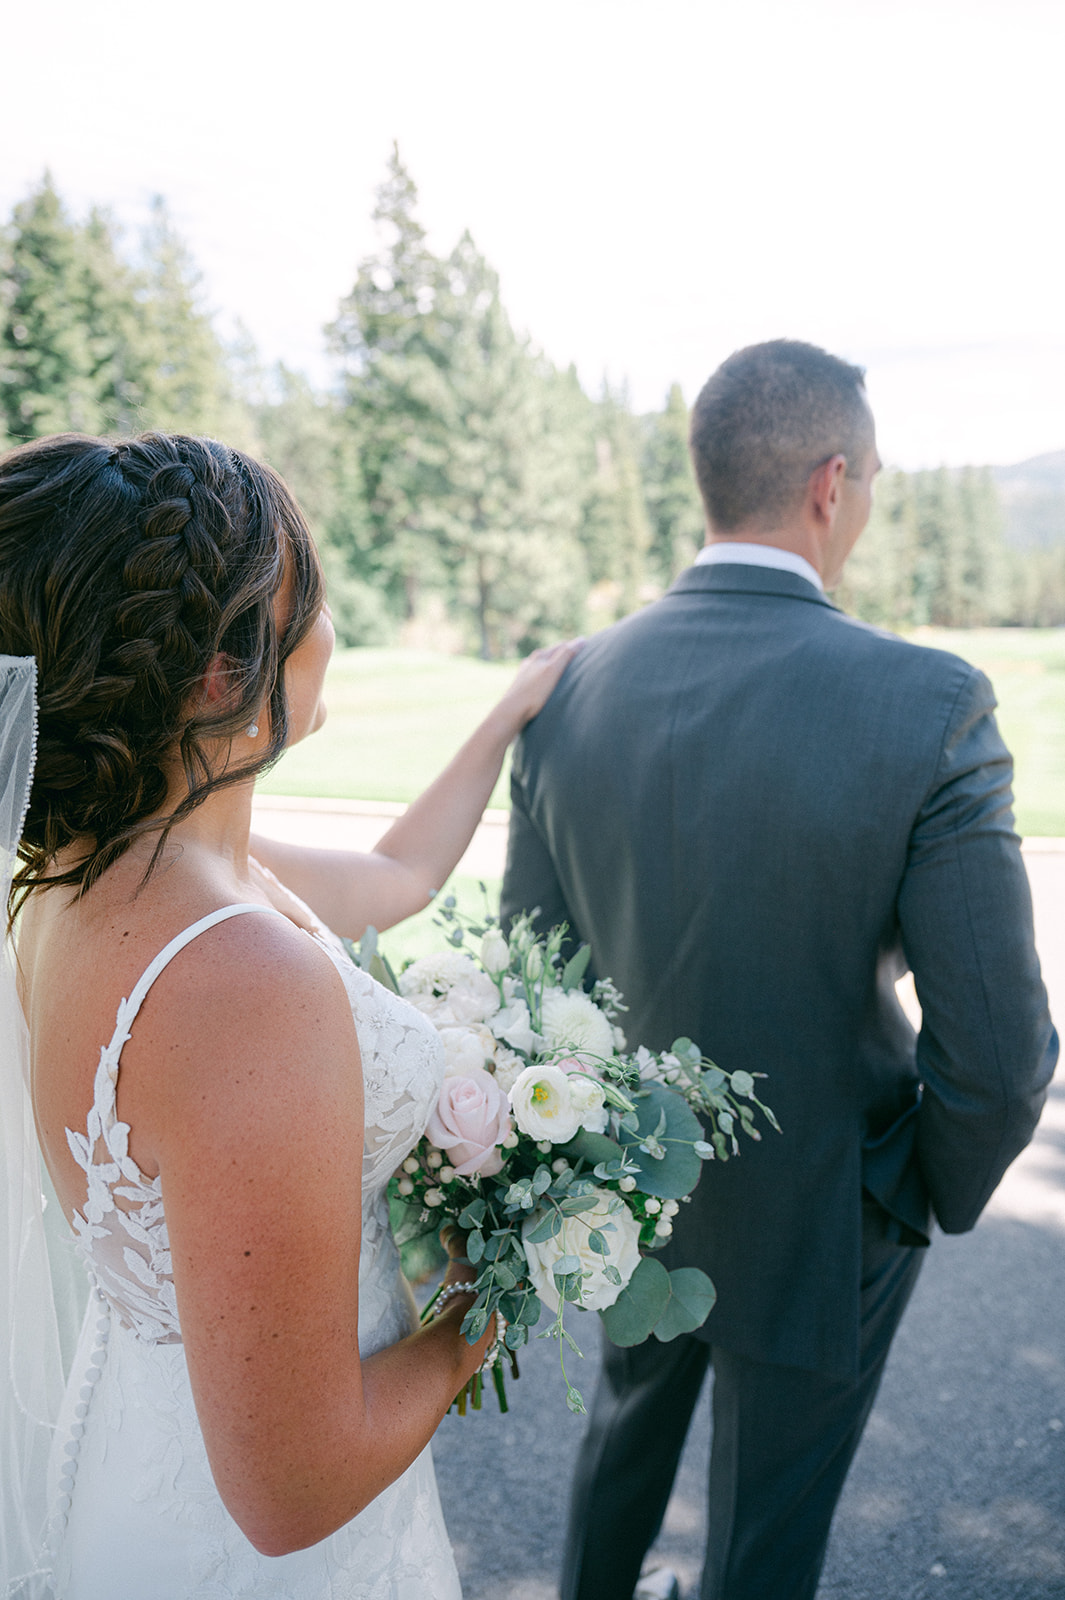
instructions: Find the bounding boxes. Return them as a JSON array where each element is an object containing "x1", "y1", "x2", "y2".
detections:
[{"x1": 667, "y1": 561, "x2": 840, "y2": 611}]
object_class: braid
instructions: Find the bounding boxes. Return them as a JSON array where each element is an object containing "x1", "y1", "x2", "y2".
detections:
[{"x1": 0, "y1": 430, "x2": 324, "y2": 915}]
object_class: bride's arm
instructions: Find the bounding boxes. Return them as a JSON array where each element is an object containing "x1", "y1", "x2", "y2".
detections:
[
  {"x1": 249, "y1": 638, "x2": 582, "y2": 940},
  {"x1": 151, "y1": 914, "x2": 491, "y2": 1556}
]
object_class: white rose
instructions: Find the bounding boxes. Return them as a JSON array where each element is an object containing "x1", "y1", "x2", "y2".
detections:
[
  {"x1": 490, "y1": 999, "x2": 541, "y2": 1056},
  {"x1": 522, "y1": 1188, "x2": 642, "y2": 1313},
  {"x1": 509, "y1": 1062, "x2": 581, "y2": 1144},
  {"x1": 439, "y1": 1024, "x2": 497, "y2": 1078},
  {"x1": 540, "y1": 989, "x2": 616, "y2": 1065},
  {"x1": 480, "y1": 929, "x2": 510, "y2": 974}
]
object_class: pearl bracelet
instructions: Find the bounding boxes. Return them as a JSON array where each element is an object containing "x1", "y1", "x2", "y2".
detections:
[
  {"x1": 431, "y1": 1280, "x2": 478, "y2": 1316},
  {"x1": 431, "y1": 1281, "x2": 507, "y2": 1373}
]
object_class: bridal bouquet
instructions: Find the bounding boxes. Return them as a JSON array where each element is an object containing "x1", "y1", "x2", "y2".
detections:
[{"x1": 365, "y1": 901, "x2": 777, "y2": 1414}]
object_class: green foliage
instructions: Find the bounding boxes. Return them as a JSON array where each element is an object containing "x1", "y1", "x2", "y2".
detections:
[
  {"x1": 641, "y1": 383, "x2": 705, "y2": 586},
  {"x1": 836, "y1": 462, "x2": 1064, "y2": 630},
  {"x1": 0, "y1": 177, "x2": 247, "y2": 446},
  {"x1": 4, "y1": 163, "x2": 1064, "y2": 652},
  {"x1": 615, "y1": 1081, "x2": 706, "y2": 1198},
  {"x1": 0, "y1": 175, "x2": 113, "y2": 441}
]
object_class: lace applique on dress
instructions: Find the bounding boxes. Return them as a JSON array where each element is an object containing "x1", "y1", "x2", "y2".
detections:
[
  {"x1": 50, "y1": 900, "x2": 458, "y2": 1600},
  {"x1": 64, "y1": 899, "x2": 445, "y2": 1345}
]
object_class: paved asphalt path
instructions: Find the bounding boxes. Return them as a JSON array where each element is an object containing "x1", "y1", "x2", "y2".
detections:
[{"x1": 254, "y1": 802, "x2": 1065, "y2": 1598}]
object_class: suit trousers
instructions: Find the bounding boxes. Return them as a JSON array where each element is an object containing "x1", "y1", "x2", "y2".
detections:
[{"x1": 560, "y1": 1203, "x2": 925, "y2": 1600}]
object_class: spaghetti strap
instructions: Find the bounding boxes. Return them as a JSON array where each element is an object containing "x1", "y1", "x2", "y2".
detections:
[{"x1": 111, "y1": 903, "x2": 289, "y2": 1047}]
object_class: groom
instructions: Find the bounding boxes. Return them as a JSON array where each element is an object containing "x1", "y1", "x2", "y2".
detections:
[{"x1": 501, "y1": 340, "x2": 1057, "y2": 1600}]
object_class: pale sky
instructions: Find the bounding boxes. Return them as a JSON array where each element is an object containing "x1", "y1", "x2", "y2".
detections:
[{"x1": 3, "y1": 0, "x2": 1063, "y2": 468}]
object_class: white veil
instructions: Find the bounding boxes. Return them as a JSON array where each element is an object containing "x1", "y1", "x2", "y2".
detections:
[{"x1": 0, "y1": 656, "x2": 64, "y2": 1599}]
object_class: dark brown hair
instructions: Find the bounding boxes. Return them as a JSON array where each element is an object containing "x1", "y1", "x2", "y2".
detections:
[
  {"x1": 689, "y1": 340, "x2": 872, "y2": 532},
  {"x1": 0, "y1": 432, "x2": 324, "y2": 914}
]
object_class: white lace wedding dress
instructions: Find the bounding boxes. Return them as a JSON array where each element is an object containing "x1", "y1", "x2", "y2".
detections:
[{"x1": 44, "y1": 902, "x2": 461, "y2": 1599}]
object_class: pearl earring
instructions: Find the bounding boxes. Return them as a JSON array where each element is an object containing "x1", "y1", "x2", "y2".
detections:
[{"x1": 246, "y1": 721, "x2": 259, "y2": 739}]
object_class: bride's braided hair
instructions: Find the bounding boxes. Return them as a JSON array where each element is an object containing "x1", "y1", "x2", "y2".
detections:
[{"x1": 0, "y1": 431, "x2": 324, "y2": 913}]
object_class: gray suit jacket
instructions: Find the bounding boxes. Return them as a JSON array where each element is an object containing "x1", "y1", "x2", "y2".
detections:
[{"x1": 502, "y1": 564, "x2": 1057, "y2": 1377}]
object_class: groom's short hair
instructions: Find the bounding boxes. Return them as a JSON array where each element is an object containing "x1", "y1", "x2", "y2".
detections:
[{"x1": 689, "y1": 340, "x2": 871, "y2": 532}]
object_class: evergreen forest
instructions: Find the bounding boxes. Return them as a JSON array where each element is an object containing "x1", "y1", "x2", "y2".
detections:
[{"x1": 3, "y1": 151, "x2": 1064, "y2": 655}]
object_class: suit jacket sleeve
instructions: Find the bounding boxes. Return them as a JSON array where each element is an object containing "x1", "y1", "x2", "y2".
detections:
[
  {"x1": 898, "y1": 666, "x2": 1058, "y2": 1233},
  {"x1": 500, "y1": 733, "x2": 578, "y2": 941}
]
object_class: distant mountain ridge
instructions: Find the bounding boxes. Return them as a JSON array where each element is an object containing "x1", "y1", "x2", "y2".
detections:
[{"x1": 992, "y1": 450, "x2": 1065, "y2": 548}]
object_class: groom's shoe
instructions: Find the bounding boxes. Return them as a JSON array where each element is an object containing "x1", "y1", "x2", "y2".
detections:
[{"x1": 634, "y1": 1569, "x2": 681, "y2": 1600}]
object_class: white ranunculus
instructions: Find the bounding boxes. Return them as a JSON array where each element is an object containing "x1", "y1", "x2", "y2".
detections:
[
  {"x1": 491, "y1": 1047, "x2": 526, "y2": 1094},
  {"x1": 401, "y1": 992, "x2": 455, "y2": 1024},
  {"x1": 399, "y1": 951, "x2": 499, "y2": 1023},
  {"x1": 489, "y1": 999, "x2": 541, "y2": 1056},
  {"x1": 445, "y1": 972, "x2": 501, "y2": 1024},
  {"x1": 480, "y1": 929, "x2": 510, "y2": 974},
  {"x1": 439, "y1": 1024, "x2": 498, "y2": 1078},
  {"x1": 399, "y1": 950, "x2": 482, "y2": 997},
  {"x1": 509, "y1": 1062, "x2": 581, "y2": 1144},
  {"x1": 522, "y1": 1188, "x2": 642, "y2": 1313},
  {"x1": 567, "y1": 1073, "x2": 608, "y2": 1134},
  {"x1": 540, "y1": 989, "x2": 616, "y2": 1065}
]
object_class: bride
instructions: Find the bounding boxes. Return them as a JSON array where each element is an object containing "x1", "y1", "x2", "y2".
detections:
[{"x1": 0, "y1": 431, "x2": 579, "y2": 1599}]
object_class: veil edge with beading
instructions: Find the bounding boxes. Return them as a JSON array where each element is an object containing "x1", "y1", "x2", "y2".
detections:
[{"x1": 0, "y1": 655, "x2": 64, "y2": 1599}]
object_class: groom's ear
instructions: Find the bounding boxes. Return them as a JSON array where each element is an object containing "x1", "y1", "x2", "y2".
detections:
[{"x1": 807, "y1": 454, "x2": 848, "y2": 531}]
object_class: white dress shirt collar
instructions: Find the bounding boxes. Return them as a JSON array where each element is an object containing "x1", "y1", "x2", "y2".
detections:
[{"x1": 693, "y1": 542, "x2": 824, "y2": 593}]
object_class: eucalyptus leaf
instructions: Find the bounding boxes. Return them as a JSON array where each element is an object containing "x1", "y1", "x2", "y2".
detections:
[
  {"x1": 562, "y1": 1130, "x2": 625, "y2": 1168},
  {"x1": 599, "y1": 1256, "x2": 671, "y2": 1346},
  {"x1": 369, "y1": 950, "x2": 399, "y2": 994},
  {"x1": 467, "y1": 1230, "x2": 485, "y2": 1263},
  {"x1": 587, "y1": 1229, "x2": 607, "y2": 1255},
  {"x1": 561, "y1": 944, "x2": 592, "y2": 992},
  {"x1": 532, "y1": 1165, "x2": 552, "y2": 1195},
  {"x1": 552, "y1": 1254, "x2": 582, "y2": 1278},
  {"x1": 458, "y1": 1198, "x2": 487, "y2": 1228},
  {"x1": 653, "y1": 1268, "x2": 718, "y2": 1342},
  {"x1": 525, "y1": 1209, "x2": 564, "y2": 1244},
  {"x1": 617, "y1": 1082, "x2": 705, "y2": 1198},
  {"x1": 462, "y1": 1309, "x2": 489, "y2": 1342}
]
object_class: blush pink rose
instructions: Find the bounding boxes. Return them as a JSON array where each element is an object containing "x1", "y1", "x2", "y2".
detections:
[{"x1": 425, "y1": 1068, "x2": 512, "y2": 1177}]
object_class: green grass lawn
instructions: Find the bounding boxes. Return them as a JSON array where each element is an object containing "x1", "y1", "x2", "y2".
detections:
[
  {"x1": 260, "y1": 630, "x2": 1065, "y2": 836},
  {"x1": 259, "y1": 649, "x2": 520, "y2": 810}
]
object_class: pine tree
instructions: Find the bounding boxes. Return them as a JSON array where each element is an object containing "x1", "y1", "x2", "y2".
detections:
[
  {"x1": 0, "y1": 175, "x2": 102, "y2": 440},
  {"x1": 641, "y1": 383, "x2": 704, "y2": 585},
  {"x1": 578, "y1": 386, "x2": 652, "y2": 624},
  {"x1": 328, "y1": 145, "x2": 452, "y2": 621},
  {"x1": 429, "y1": 232, "x2": 588, "y2": 656},
  {"x1": 954, "y1": 465, "x2": 1009, "y2": 625},
  {"x1": 79, "y1": 206, "x2": 146, "y2": 435},
  {"x1": 835, "y1": 468, "x2": 919, "y2": 627},
  {"x1": 134, "y1": 196, "x2": 245, "y2": 440}
]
